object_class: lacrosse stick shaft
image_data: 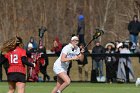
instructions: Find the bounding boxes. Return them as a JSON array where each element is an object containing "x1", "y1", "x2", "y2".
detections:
[
  {"x1": 84, "y1": 34, "x2": 101, "y2": 49},
  {"x1": 84, "y1": 38, "x2": 94, "y2": 49},
  {"x1": 84, "y1": 30, "x2": 104, "y2": 49}
]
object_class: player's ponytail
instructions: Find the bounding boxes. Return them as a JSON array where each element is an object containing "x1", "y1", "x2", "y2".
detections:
[{"x1": 1, "y1": 36, "x2": 23, "y2": 54}]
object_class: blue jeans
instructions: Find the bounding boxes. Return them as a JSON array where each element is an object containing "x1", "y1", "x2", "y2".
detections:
[
  {"x1": 92, "y1": 60, "x2": 103, "y2": 77},
  {"x1": 129, "y1": 34, "x2": 138, "y2": 45}
]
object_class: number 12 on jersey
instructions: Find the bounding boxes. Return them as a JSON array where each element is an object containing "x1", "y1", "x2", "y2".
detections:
[{"x1": 10, "y1": 54, "x2": 18, "y2": 63}]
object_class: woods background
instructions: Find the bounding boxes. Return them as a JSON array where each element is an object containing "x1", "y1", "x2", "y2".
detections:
[
  {"x1": 0, "y1": 0, "x2": 140, "y2": 49},
  {"x1": 1, "y1": 0, "x2": 140, "y2": 81}
]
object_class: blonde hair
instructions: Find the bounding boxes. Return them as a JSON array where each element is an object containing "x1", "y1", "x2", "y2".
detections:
[{"x1": 1, "y1": 37, "x2": 23, "y2": 54}]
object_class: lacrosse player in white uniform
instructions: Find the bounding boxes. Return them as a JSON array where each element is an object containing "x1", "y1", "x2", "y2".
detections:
[{"x1": 51, "y1": 36, "x2": 84, "y2": 93}]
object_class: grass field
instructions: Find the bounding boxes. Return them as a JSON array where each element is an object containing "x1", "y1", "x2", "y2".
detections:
[
  {"x1": 0, "y1": 82, "x2": 139, "y2": 93},
  {"x1": 1, "y1": 57, "x2": 140, "y2": 93}
]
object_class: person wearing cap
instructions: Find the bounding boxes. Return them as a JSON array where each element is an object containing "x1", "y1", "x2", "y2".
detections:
[
  {"x1": 77, "y1": 13, "x2": 85, "y2": 44},
  {"x1": 26, "y1": 42, "x2": 37, "y2": 82},
  {"x1": 51, "y1": 36, "x2": 84, "y2": 93},
  {"x1": 128, "y1": 15, "x2": 140, "y2": 46},
  {"x1": 27, "y1": 43, "x2": 33, "y2": 50},
  {"x1": 26, "y1": 42, "x2": 34, "y2": 61},
  {"x1": 25, "y1": 36, "x2": 38, "y2": 50}
]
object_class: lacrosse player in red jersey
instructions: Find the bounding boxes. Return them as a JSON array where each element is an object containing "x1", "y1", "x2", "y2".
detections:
[{"x1": 0, "y1": 36, "x2": 35, "y2": 93}]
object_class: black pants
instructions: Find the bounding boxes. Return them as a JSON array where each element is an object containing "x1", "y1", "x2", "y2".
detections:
[
  {"x1": 0, "y1": 65, "x2": 2, "y2": 81},
  {"x1": 106, "y1": 62, "x2": 115, "y2": 82},
  {"x1": 40, "y1": 66, "x2": 50, "y2": 81}
]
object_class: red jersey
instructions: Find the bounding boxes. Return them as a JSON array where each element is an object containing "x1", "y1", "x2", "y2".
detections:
[{"x1": 4, "y1": 46, "x2": 27, "y2": 75}]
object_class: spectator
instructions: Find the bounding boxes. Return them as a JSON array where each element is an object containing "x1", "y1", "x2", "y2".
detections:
[
  {"x1": 113, "y1": 41, "x2": 123, "y2": 81},
  {"x1": 51, "y1": 37, "x2": 62, "y2": 56},
  {"x1": 26, "y1": 43, "x2": 39, "y2": 82},
  {"x1": 0, "y1": 36, "x2": 35, "y2": 93},
  {"x1": 26, "y1": 36, "x2": 38, "y2": 50},
  {"x1": 77, "y1": 43, "x2": 89, "y2": 81},
  {"x1": 77, "y1": 14, "x2": 85, "y2": 44},
  {"x1": 117, "y1": 43, "x2": 135, "y2": 83},
  {"x1": 105, "y1": 42, "x2": 116, "y2": 83},
  {"x1": 128, "y1": 15, "x2": 140, "y2": 46},
  {"x1": 26, "y1": 43, "x2": 35, "y2": 55},
  {"x1": 0, "y1": 51, "x2": 2, "y2": 81},
  {"x1": 91, "y1": 40, "x2": 105, "y2": 82},
  {"x1": 116, "y1": 42, "x2": 123, "y2": 53},
  {"x1": 0, "y1": 58, "x2": 9, "y2": 82},
  {"x1": 37, "y1": 43, "x2": 50, "y2": 82},
  {"x1": 0, "y1": 51, "x2": 9, "y2": 82},
  {"x1": 51, "y1": 37, "x2": 63, "y2": 81}
]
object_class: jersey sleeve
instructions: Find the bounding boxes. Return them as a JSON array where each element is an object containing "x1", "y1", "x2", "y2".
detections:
[
  {"x1": 21, "y1": 49, "x2": 27, "y2": 57},
  {"x1": 4, "y1": 53, "x2": 8, "y2": 59},
  {"x1": 61, "y1": 46, "x2": 70, "y2": 55},
  {"x1": 76, "y1": 47, "x2": 80, "y2": 55}
]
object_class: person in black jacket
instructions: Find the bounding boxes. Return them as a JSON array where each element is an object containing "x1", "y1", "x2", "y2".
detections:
[
  {"x1": 128, "y1": 15, "x2": 140, "y2": 46},
  {"x1": 91, "y1": 40, "x2": 105, "y2": 82},
  {"x1": 0, "y1": 51, "x2": 9, "y2": 82}
]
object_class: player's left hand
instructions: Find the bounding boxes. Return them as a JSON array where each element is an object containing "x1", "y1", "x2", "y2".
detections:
[{"x1": 80, "y1": 48, "x2": 85, "y2": 54}]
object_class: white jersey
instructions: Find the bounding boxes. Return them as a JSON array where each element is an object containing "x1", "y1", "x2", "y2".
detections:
[{"x1": 53, "y1": 43, "x2": 80, "y2": 74}]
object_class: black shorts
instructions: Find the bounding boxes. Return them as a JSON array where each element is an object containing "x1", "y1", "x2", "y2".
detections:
[{"x1": 7, "y1": 72, "x2": 26, "y2": 83}]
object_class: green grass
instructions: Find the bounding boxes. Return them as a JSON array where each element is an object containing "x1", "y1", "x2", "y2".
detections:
[{"x1": 0, "y1": 82, "x2": 139, "y2": 93}]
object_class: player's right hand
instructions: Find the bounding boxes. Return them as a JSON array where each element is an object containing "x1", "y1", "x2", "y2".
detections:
[{"x1": 72, "y1": 55, "x2": 79, "y2": 60}]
